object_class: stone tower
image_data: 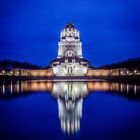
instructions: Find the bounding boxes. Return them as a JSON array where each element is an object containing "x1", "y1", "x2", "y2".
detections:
[
  {"x1": 50, "y1": 23, "x2": 89, "y2": 76},
  {"x1": 58, "y1": 23, "x2": 82, "y2": 58}
]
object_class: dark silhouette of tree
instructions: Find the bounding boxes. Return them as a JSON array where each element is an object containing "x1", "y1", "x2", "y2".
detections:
[
  {"x1": 99, "y1": 57, "x2": 140, "y2": 70},
  {"x1": 0, "y1": 57, "x2": 140, "y2": 70},
  {"x1": 0, "y1": 60, "x2": 42, "y2": 69}
]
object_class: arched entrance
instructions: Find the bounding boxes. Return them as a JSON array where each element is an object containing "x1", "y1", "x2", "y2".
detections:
[{"x1": 65, "y1": 50, "x2": 75, "y2": 57}]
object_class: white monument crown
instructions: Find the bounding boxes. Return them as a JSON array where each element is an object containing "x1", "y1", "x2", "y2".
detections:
[{"x1": 58, "y1": 23, "x2": 82, "y2": 58}]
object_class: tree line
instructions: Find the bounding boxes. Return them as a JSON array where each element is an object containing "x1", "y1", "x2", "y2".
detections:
[
  {"x1": 0, "y1": 60, "x2": 42, "y2": 69},
  {"x1": 99, "y1": 57, "x2": 140, "y2": 70}
]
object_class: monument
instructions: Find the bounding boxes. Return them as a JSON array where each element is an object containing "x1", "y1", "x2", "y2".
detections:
[{"x1": 50, "y1": 23, "x2": 90, "y2": 76}]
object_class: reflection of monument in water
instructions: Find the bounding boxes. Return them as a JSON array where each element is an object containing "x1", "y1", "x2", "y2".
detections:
[
  {"x1": 58, "y1": 98, "x2": 82, "y2": 133},
  {"x1": 52, "y1": 82, "x2": 88, "y2": 134},
  {"x1": 0, "y1": 80, "x2": 140, "y2": 105},
  {"x1": 0, "y1": 80, "x2": 140, "y2": 134},
  {"x1": 0, "y1": 81, "x2": 140, "y2": 99}
]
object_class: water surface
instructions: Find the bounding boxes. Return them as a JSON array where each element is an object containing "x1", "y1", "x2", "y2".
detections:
[{"x1": 0, "y1": 80, "x2": 140, "y2": 140}]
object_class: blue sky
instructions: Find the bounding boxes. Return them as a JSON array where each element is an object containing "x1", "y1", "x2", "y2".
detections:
[{"x1": 0, "y1": 0, "x2": 140, "y2": 66}]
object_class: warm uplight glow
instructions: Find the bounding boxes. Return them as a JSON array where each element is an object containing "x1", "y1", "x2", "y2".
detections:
[
  {"x1": 134, "y1": 70, "x2": 137, "y2": 73},
  {"x1": 2, "y1": 70, "x2": 5, "y2": 74}
]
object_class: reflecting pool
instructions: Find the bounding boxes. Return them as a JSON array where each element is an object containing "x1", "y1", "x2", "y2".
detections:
[{"x1": 0, "y1": 80, "x2": 140, "y2": 140}]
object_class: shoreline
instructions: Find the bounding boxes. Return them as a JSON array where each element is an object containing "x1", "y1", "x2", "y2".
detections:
[{"x1": 0, "y1": 75, "x2": 140, "y2": 83}]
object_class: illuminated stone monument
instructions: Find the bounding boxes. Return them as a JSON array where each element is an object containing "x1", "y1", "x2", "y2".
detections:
[{"x1": 50, "y1": 23, "x2": 89, "y2": 76}]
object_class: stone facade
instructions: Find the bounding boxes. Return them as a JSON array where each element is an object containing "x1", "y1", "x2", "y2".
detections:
[
  {"x1": 8, "y1": 69, "x2": 54, "y2": 76},
  {"x1": 86, "y1": 68, "x2": 134, "y2": 76},
  {"x1": 50, "y1": 23, "x2": 89, "y2": 76}
]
